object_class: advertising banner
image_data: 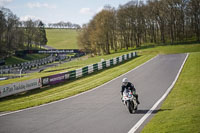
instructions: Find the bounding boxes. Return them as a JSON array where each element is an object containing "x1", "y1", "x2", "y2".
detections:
[
  {"x1": 41, "y1": 73, "x2": 69, "y2": 86},
  {"x1": 0, "y1": 78, "x2": 41, "y2": 98},
  {"x1": 15, "y1": 49, "x2": 84, "y2": 55}
]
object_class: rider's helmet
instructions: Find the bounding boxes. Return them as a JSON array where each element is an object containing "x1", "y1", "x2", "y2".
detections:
[{"x1": 122, "y1": 78, "x2": 128, "y2": 86}]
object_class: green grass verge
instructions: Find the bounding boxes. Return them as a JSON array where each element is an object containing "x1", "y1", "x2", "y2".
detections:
[
  {"x1": 142, "y1": 52, "x2": 200, "y2": 133},
  {"x1": 0, "y1": 54, "x2": 154, "y2": 111},
  {"x1": 46, "y1": 29, "x2": 79, "y2": 49},
  {"x1": 137, "y1": 43, "x2": 200, "y2": 55}
]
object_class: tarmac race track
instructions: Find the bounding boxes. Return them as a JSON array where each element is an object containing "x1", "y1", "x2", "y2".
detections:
[{"x1": 0, "y1": 54, "x2": 187, "y2": 133}]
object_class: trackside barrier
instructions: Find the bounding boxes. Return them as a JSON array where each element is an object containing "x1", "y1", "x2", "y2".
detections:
[
  {"x1": 41, "y1": 73, "x2": 69, "y2": 86},
  {"x1": 0, "y1": 55, "x2": 56, "y2": 74},
  {"x1": 0, "y1": 78, "x2": 41, "y2": 98},
  {"x1": 0, "y1": 52, "x2": 137, "y2": 98},
  {"x1": 63, "y1": 51, "x2": 137, "y2": 81}
]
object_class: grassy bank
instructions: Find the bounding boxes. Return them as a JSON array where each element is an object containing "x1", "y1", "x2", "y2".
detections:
[
  {"x1": 142, "y1": 52, "x2": 200, "y2": 133},
  {"x1": 138, "y1": 43, "x2": 200, "y2": 55},
  {"x1": 46, "y1": 29, "x2": 79, "y2": 49}
]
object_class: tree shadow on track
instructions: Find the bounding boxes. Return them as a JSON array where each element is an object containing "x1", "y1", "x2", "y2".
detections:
[{"x1": 134, "y1": 109, "x2": 172, "y2": 114}]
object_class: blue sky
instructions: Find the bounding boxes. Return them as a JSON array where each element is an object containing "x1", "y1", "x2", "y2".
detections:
[{"x1": 0, "y1": 0, "x2": 134, "y2": 26}]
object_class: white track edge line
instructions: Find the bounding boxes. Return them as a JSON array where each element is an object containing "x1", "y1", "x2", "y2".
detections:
[
  {"x1": 128, "y1": 53, "x2": 189, "y2": 133},
  {"x1": 0, "y1": 55, "x2": 158, "y2": 117}
]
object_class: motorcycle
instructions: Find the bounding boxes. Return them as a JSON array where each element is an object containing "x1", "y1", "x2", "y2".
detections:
[{"x1": 122, "y1": 89, "x2": 138, "y2": 114}]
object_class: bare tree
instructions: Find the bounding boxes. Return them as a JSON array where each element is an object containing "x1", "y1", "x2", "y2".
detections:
[
  {"x1": 187, "y1": 0, "x2": 200, "y2": 41},
  {"x1": 77, "y1": 0, "x2": 200, "y2": 55}
]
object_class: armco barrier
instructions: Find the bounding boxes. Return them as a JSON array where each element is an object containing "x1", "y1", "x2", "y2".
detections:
[
  {"x1": 69, "y1": 70, "x2": 76, "y2": 79},
  {"x1": 64, "y1": 51, "x2": 137, "y2": 81},
  {"x1": 93, "y1": 63, "x2": 98, "y2": 71},
  {"x1": 0, "y1": 55, "x2": 56, "y2": 73},
  {"x1": 88, "y1": 65, "x2": 93, "y2": 74},
  {"x1": 82, "y1": 66, "x2": 88, "y2": 76},
  {"x1": 0, "y1": 52, "x2": 137, "y2": 98}
]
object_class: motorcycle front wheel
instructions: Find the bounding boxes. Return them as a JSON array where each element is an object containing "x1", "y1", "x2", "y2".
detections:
[{"x1": 127, "y1": 101, "x2": 133, "y2": 114}]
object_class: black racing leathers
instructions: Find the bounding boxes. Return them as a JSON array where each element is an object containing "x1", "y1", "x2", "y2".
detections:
[
  {"x1": 121, "y1": 82, "x2": 140, "y2": 104},
  {"x1": 121, "y1": 82, "x2": 135, "y2": 95}
]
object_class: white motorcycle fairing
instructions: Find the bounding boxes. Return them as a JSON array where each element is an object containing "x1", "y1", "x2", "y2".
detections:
[{"x1": 122, "y1": 89, "x2": 138, "y2": 113}]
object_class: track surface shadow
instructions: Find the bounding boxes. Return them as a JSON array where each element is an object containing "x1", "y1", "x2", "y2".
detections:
[{"x1": 134, "y1": 109, "x2": 172, "y2": 114}]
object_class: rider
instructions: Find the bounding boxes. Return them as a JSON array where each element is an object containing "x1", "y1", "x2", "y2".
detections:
[{"x1": 121, "y1": 78, "x2": 140, "y2": 104}]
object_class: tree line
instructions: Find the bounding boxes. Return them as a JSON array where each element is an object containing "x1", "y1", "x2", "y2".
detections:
[
  {"x1": 78, "y1": 0, "x2": 200, "y2": 55},
  {"x1": 48, "y1": 21, "x2": 81, "y2": 29},
  {"x1": 0, "y1": 7, "x2": 47, "y2": 59}
]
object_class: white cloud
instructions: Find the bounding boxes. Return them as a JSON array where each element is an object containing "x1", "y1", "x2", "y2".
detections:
[
  {"x1": 80, "y1": 8, "x2": 93, "y2": 15},
  {"x1": 27, "y1": 2, "x2": 57, "y2": 9},
  {"x1": 0, "y1": 0, "x2": 13, "y2": 6},
  {"x1": 20, "y1": 15, "x2": 42, "y2": 21},
  {"x1": 80, "y1": 7, "x2": 104, "y2": 15}
]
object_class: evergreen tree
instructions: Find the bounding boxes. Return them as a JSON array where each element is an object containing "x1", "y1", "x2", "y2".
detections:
[{"x1": 38, "y1": 21, "x2": 48, "y2": 48}]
